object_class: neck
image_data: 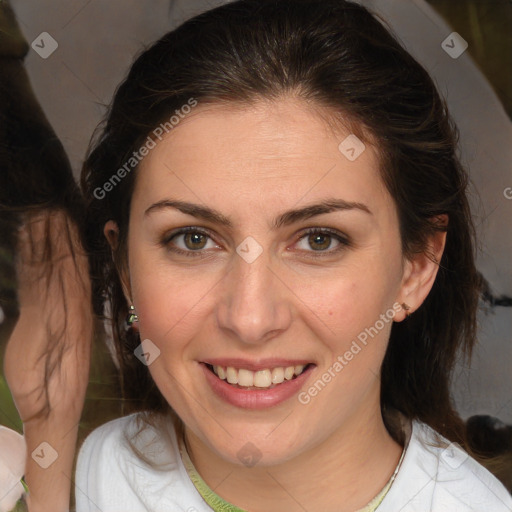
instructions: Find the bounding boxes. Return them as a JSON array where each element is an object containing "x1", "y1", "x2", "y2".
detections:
[{"x1": 183, "y1": 397, "x2": 403, "y2": 512}]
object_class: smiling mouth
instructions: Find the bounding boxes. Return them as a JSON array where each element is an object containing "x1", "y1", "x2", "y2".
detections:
[{"x1": 205, "y1": 363, "x2": 313, "y2": 390}]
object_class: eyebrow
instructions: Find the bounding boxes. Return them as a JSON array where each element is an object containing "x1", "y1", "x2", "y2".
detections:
[{"x1": 144, "y1": 198, "x2": 372, "y2": 229}]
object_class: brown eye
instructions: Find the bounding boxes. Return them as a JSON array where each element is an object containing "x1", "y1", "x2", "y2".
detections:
[
  {"x1": 183, "y1": 232, "x2": 208, "y2": 250},
  {"x1": 162, "y1": 228, "x2": 218, "y2": 256},
  {"x1": 307, "y1": 233, "x2": 332, "y2": 251},
  {"x1": 294, "y1": 228, "x2": 350, "y2": 256}
]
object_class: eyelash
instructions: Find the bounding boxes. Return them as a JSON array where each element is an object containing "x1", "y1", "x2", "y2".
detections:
[{"x1": 160, "y1": 227, "x2": 351, "y2": 259}]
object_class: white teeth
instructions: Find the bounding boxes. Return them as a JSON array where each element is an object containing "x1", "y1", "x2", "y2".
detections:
[
  {"x1": 294, "y1": 365, "x2": 305, "y2": 376},
  {"x1": 284, "y1": 366, "x2": 295, "y2": 380},
  {"x1": 212, "y1": 364, "x2": 308, "y2": 389},
  {"x1": 226, "y1": 367, "x2": 238, "y2": 384},
  {"x1": 254, "y1": 370, "x2": 272, "y2": 388},
  {"x1": 238, "y1": 368, "x2": 254, "y2": 387},
  {"x1": 271, "y1": 367, "x2": 284, "y2": 384}
]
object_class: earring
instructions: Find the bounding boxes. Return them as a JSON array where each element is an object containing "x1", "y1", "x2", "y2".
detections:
[
  {"x1": 127, "y1": 304, "x2": 139, "y2": 325},
  {"x1": 401, "y1": 303, "x2": 411, "y2": 318}
]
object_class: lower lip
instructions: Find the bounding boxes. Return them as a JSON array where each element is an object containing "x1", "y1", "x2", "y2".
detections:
[{"x1": 200, "y1": 363, "x2": 315, "y2": 410}]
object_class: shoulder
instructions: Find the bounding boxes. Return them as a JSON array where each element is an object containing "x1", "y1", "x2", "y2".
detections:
[
  {"x1": 76, "y1": 413, "x2": 150, "y2": 476},
  {"x1": 75, "y1": 413, "x2": 157, "y2": 511},
  {"x1": 76, "y1": 412, "x2": 176, "y2": 466},
  {"x1": 75, "y1": 413, "x2": 207, "y2": 512},
  {"x1": 380, "y1": 419, "x2": 512, "y2": 512}
]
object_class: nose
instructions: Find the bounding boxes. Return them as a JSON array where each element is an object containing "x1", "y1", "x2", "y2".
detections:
[{"x1": 215, "y1": 248, "x2": 292, "y2": 346}]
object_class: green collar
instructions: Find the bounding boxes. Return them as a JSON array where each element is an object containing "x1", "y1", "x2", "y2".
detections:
[
  {"x1": 177, "y1": 429, "x2": 405, "y2": 512},
  {"x1": 178, "y1": 432, "x2": 247, "y2": 512}
]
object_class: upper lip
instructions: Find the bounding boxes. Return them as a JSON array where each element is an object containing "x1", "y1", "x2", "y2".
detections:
[{"x1": 202, "y1": 358, "x2": 314, "y2": 372}]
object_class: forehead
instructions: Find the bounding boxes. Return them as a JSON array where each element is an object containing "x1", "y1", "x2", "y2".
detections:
[{"x1": 133, "y1": 97, "x2": 391, "y2": 220}]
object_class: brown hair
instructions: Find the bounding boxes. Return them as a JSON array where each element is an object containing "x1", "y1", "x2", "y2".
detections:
[
  {"x1": 0, "y1": 2, "x2": 90, "y2": 420},
  {"x1": 81, "y1": 0, "x2": 497, "y2": 473}
]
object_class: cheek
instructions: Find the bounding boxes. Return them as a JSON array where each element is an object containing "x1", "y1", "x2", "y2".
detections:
[
  {"x1": 301, "y1": 260, "x2": 399, "y2": 339},
  {"x1": 128, "y1": 252, "x2": 214, "y2": 352},
  {"x1": 134, "y1": 279, "x2": 208, "y2": 347},
  {"x1": 297, "y1": 259, "x2": 401, "y2": 403},
  {"x1": 299, "y1": 272, "x2": 396, "y2": 413}
]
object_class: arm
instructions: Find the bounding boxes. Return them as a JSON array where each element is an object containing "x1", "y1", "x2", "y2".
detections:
[{"x1": 4, "y1": 211, "x2": 92, "y2": 511}]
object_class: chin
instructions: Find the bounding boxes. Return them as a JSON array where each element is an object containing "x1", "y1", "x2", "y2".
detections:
[{"x1": 206, "y1": 430, "x2": 307, "y2": 469}]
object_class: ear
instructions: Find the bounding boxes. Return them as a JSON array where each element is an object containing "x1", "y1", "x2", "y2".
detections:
[
  {"x1": 395, "y1": 215, "x2": 448, "y2": 322},
  {"x1": 104, "y1": 219, "x2": 120, "y2": 250},
  {"x1": 103, "y1": 220, "x2": 132, "y2": 304}
]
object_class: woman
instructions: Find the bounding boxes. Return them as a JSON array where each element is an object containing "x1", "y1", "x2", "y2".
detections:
[
  {"x1": 77, "y1": 0, "x2": 512, "y2": 510},
  {"x1": 0, "y1": 1, "x2": 92, "y2": 510}
]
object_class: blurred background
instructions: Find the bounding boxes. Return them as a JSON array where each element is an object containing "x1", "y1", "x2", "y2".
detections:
[{"x1": 0, "y1": 0, "x2": 511, "y2": 495}]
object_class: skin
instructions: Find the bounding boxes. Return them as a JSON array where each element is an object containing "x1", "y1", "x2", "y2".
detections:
[
  {"x1": 105, "y1": 96, "x2": 446, "y2": 512},
  {"x1": 4, "y1": 210, "x2": 92, "y2": 512}
]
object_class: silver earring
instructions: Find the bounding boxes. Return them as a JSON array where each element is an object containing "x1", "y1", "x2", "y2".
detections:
[{"x1": 127, "y1": 304, "x2": 139, "y2": 325}]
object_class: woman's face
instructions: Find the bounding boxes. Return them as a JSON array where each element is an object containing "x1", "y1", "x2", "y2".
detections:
[{"x1": 123, "y1": 97, "x2": 411, "y2": 465}]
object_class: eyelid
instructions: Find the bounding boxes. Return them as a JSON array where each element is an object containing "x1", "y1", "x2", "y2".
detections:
[
  {"x1": 161, "y1": 226, "x2": 217, "y2": 245},
  {"x1": 161, "y1": 225, "x2": 351, "y2": 259},
  {"x1": 160, "y1": 226, "x2": 221, "y2": 258},
  {"x1": 293, "y1": 227, "x2": 351, "y2": 255}
]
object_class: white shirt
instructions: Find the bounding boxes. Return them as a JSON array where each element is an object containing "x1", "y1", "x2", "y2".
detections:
[{"x1": 75, "y1": 413, "x2": 512, "y2": 512}]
